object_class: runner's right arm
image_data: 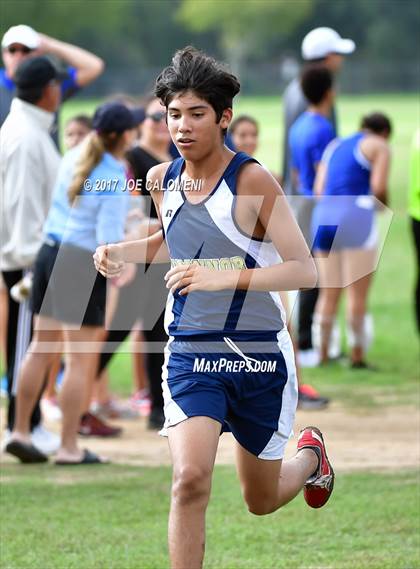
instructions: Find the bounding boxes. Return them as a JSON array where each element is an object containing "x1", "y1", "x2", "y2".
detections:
[{"x1": 93, "y1": 163, "x2": 171, "y2": 277}]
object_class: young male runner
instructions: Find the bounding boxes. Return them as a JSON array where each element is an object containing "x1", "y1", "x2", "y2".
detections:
[{"x1": 94, "y1": 46, "x2": 334, "y2": 569}]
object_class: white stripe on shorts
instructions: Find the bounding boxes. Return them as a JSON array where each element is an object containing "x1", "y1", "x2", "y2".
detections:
[
  {"x1": 159, "y1": 336, "x2": 188, "y2": 436},
  {"x1": 257, "y1": 328, "x2": 298, "y2": 460}
]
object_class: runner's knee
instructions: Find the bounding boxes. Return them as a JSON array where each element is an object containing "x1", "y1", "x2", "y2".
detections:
[
  {"x1": 243, "y1": 489, "x2": 278, "y2": 516},
  {"x1": 172, "y1": 465, "x2": 212, "y2": 507}
]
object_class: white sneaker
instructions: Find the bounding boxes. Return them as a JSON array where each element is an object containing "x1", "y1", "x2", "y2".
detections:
[
  {"x1": 41, "y1": 397, "x2": 62, "y2": 422},
  {"x1": 2, "y1": 426, "x2": 60, "y2": 455},
  {"x1": 1, "y1": 429, "x2": 11, "y2": 452},
  {"x1": 328, "y1": 321, "x2": 342, "y2": 360},
  {"x1": 298, "y1": 348, "x2": 320, "y2": 368},
  {"x1": 31, "y1": 426, "x2": 60, "y2": 455}
]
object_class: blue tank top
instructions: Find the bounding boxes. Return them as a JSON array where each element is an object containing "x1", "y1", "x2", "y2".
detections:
[
  {"x1": 324, "y1": 132, "x2": 371, "y2": 197},
  {"x1": 160, "y1": 152, "x2": 285, "y2": 341}
]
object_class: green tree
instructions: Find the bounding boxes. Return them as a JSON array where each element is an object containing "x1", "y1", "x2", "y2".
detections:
[
  {"x1": 1, "y1": 0, "x2": 219, "y2": 70},
  {"x1": 176, "y1": 0, "x2": 313, "y2": 72}
]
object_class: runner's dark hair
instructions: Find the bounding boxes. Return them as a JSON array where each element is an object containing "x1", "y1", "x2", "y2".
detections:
[{"x1": 155, "y1": 46, "x2": 240, "y2": 135}]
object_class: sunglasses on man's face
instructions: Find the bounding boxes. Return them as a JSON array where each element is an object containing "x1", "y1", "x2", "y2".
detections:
[
  {"x1": 146, "y1": 111, "x2": 166, "y2": 123},
  {"x1": 7, "y1": 46, "x2": 33, "y2": 55}
]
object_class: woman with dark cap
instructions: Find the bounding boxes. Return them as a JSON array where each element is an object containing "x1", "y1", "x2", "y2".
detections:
[{"x1": 6, "y1": 102, "x2": 138, "y2": 464}]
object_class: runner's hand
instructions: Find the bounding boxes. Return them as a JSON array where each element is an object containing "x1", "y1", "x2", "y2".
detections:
[
  {"x1": 112, "y1": 262, "x2": 137, "y2": 288},
  {"x1": 93, "y1": 244, "x2": 125, "y2": 278},
  {"x1": 164, "y1": 264, "x2": 235, "y2": 295}
]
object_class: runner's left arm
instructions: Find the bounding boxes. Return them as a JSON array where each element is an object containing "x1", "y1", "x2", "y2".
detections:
[{"x1": 165, "y1": 163, "x2": 316, "y2": 295}]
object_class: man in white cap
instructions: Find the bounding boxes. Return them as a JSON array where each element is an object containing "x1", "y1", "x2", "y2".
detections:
[
  {"x1": 0, "y1": 24, "x2": 104, "y2": 146},
  {"x1": 1, "y1": 56, "x2": 65, "y2": 456},
  {"x1": 281, "y1": 28, "x2": 355, "y2": 392},
  {"x1": 282, "y1": 27, "x2": 355, "y2": 194}
]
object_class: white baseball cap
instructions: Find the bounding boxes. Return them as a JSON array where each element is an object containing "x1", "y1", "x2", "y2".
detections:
[
  {"x1": 302, "y1": 27, "x2": 355, "y2": 60},
  {"x1": 2, "y1": 25, "x2": 40, "y2": 50}
]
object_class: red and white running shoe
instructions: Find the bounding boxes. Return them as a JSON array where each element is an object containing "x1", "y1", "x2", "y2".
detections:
[{"x1": 297, "y1": 426, "x2": 334, "y2": 508}]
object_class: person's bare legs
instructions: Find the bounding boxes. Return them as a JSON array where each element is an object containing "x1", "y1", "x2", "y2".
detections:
[
  {"x1": 343, "y1": 248, "x2": 376, "y2": 364},
  {"x1": 56, "y1": 325, "x2": 103, "y2": 462},
  {"x1": 11, "y1": 315, "x2": 62, "y2": 443},
  {"x1": 131, "y1": 328, "x2": 149, "y2": 393},
  {"x1": 82, "y1": 326, "x2": 107, "y2": 414},
  {"x1": 235, "y1": 442, "x2": 318, "y2": 515},
  {"x1": 168, "y1": 416, "x2": 221, "y2": 569},
  {"x1": 91, "y1": 369, "x2": 112, "y2": 406},
  {"x1": 345, "y1": 274, "x2": 373, "y2": 364},
  {"x1": 316, "y1": 288, "x2": 342, "y2": 363},
  {"x1": 314, "y1": 251, "x2": 342, "y2": 363},
  {"x1": 44, "y1": 344, "x2": 63, "y2": 400}
]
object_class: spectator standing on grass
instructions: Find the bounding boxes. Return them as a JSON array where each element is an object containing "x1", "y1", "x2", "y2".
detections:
[
  {"x1": 38, "y1": 108, "x2": 133, "y2": 437},
  {"x1": 312, "y1": 113, "x2": 392, "y2": 368},
  {"x1": 41, "y1": 114, "x2": 94, "y2": 423},
  {"x1": 282, "y1": 27, "x2": 355, "y2": 194},
  {"x1": 282, "y1": 28, "x2": 355, "y2": 367},
  {"x1": 1, "y1": 24, "x2": 104, "y2": 147},
  {"x1": 0, "y1": 24, "x2": 103, "y2": 432},
  {"x1": 5, "y1": 102, "x2": 138, "y2": 465},
  {"x1": 94, "y1": 96, "x2": 172, "y2": 430},
  {"x1": 0, "y1": 57, "x2": 64, "y2": 455},
  {"x1": 230, "y1": 113, "x2": 329, "y2": 409},
  {"x1": 288, "y1": 65, "x2": 336, "y2": 368}
]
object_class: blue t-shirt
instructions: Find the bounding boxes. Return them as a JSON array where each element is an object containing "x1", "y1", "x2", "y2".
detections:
[
  {"x1": 44, "y1": 147, "x2": 130, "y2": 252},
  {"x1": 289, "y1": 111, "x2": 335, "y2": 196}
]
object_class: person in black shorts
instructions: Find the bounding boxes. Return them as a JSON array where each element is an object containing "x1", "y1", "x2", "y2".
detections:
[
  {"x1": 6, "y1": 102, "x2": 137, "y2": 464},
  {"x1": 96, "y1": 96, "x2": 172, "y2": 429}
]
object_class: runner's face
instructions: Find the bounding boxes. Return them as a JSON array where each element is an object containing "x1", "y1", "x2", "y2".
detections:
[
  {"x1": 232, "y1": 121, "x2": 258, "y2": 156},
  {"x1": 167, "y1": 91, "x2": 231, "y2": 160}
]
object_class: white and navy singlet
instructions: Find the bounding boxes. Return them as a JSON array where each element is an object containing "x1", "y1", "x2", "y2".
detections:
[
  {"x1": 161, "y1": 151, "x2": 286, "y2": 340},
  {"x1": 159, "y1": 152, "x2": 298, "y2": 460}
]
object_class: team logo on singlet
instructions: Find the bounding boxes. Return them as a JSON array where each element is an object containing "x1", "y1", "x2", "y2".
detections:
[{"x1": 170, "y1": 255, "x2": 246, "y2": 271}]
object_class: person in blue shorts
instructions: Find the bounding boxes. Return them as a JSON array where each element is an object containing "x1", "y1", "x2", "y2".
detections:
[
  {"x1": 94, "y1": 47, "x2": 335, "y2": 569},
  {"x1": 312, "y1": 112, "x2": 392, "y2": 367}
]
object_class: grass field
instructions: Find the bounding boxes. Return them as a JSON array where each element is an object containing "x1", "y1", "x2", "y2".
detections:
[
  {"x1": 1, "y1": 94, "x2": 419, "y2": 569},
  {"x1": 1, "y1": 465, "x2": 419, "y2": 569}
]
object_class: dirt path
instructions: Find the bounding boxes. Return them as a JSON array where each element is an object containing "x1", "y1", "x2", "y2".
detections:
[{"x1": 21, "y1": 402, "x2": 417, "y2": 473}]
